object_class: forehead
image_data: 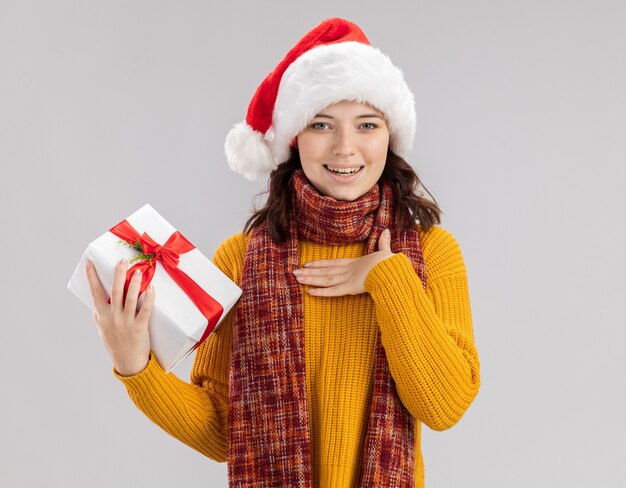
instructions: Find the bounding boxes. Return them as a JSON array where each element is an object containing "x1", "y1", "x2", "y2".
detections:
[{"x1": 316, "y1": 99, "x2": 385, "y2": 117}]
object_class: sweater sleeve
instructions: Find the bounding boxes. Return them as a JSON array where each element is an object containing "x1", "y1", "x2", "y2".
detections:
[
  {"x1": 113, "y1": 232, "x2": 247, "y2": 461},
  {"x1": 363, "y1": 225, "x2": 481, "y2": 431}
]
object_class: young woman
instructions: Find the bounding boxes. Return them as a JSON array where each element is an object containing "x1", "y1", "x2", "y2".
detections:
[{"x1": 85, "y1": 18, "x2": 480, "y2": 487}]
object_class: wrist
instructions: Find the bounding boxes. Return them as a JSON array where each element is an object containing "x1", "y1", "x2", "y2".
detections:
[{"x1": 114, "y1": 354, "x2": 150, "y2": 377}]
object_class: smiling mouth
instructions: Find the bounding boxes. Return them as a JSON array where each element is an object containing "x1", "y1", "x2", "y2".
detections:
[{"x1": 323, "y1": 165, "x2": 363, "y2": 175}]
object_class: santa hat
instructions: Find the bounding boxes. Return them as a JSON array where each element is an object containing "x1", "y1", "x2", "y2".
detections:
[{"x1": 224, "y1": 17, "x2": 416, "y2": 181}]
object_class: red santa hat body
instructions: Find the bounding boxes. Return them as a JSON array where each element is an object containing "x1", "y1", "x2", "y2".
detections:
[{"x1": 225, "y1": 18, "x2": 416, "y2": 181}]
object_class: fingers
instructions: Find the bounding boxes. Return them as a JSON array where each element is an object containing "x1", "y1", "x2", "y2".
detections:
[
  {"x1": 296, "y1": 273, "x2": 348, "y2": 287},
  {"x1": 85, "y1": 258, "x2": 153, "y2": 322},
  {"x1": 136, "y1": 286, "x2": 155, "y2": 323},
  {"x1": 307, "y1": 284, "x2": 349, "y2": 297},
  {"x1": 110, "y1": 258, "x2": 129, "y2": 313},
  {"x1": 303, "y1": 258, "x2": 354, "y2": 268},
  {"x1": 124, "y1": 269, "x2": 143, "y2": 316},
  {"x1": 377, "y1": 228, "x2": 391, "y2": 251},
  {"x1": 85, "y1": 259, "x2": 110, "y2": 315},
  {"x1": 295, "y1": 258, "x2": 355, "y2": 288}
]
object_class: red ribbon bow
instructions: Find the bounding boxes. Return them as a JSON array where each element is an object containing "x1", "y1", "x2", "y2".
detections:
[{"x1": 109, "y1": 219, "x2": 223, "y2": 351}]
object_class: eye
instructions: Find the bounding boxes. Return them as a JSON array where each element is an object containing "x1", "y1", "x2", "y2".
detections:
[
  {"x1": 360, "y1": 122, "x2": 377, "y2": 130},
  {"x1": 311, "y1": 122, "x2": 330, "y2": 130}
]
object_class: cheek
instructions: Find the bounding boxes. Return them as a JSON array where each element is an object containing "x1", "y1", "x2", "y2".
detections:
[
  {"x1": 296, "y1": 137, "x2": 315, "y2": 159},
  {"x1": 298, "y1": 147, "x2": 323, "y2": 178},
  {"x1": 299, "y1": 144, "x2": 326, "y2": 169},
  {"x1": 366, "y1": 136, "x2": 390, "y2": 161},
  {"x1": 365, "y1": 129, "x2": 389, "y2": 147},
  {"x1": 367, "y1": 138, "x2": 389, "y2": 178}
]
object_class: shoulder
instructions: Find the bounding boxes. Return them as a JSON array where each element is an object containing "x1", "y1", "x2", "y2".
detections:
[
  {"x1": 211, "y1": 231, "x2": 251, "y2": 284},
  {"x1": 415, "y1": 224, "x2": 467, "y2": 281}
]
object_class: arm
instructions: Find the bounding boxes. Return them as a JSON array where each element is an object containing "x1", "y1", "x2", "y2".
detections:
[
  {"x1": 363, "y1": 226, "x2": 480, "y2": 431},
  {"x1": 114, "y1": 232, "x2": 247, "y2": 460}
]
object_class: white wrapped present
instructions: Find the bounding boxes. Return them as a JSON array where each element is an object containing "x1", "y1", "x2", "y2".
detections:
[{"x1": 67, "y1": 203, "x2": 242, "y2": 373}]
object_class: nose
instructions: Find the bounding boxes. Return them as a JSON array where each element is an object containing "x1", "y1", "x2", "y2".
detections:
[{"x1": 332, "y1": 128, "x2": 357, "y2": 156}]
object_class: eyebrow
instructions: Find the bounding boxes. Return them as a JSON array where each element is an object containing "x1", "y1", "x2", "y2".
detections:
[{"x1": 313, "y1": 113, "x2": 385, "y2": 120}]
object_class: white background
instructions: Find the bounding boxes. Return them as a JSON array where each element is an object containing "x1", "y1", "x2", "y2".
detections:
[{"x1": 1, "y1": 1, "x2": 625, "y2": 486}]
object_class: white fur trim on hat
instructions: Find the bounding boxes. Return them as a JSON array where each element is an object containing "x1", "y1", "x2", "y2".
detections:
[
  {"x1": 270, "y1": 41, "x2": 416, "y2": 165},
  {"x1": 224, "y1": 122, "x2": 277, "y2": 181}
]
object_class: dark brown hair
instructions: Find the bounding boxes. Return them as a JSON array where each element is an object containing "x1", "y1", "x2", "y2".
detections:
[{"x1": 242, "y1": 148, "x2": 442, "y2": 243}]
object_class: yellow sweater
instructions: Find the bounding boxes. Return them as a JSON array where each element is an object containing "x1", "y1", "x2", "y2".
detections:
[{"x1": 114, "y1": 225, "x2": 480, "y2": 487}]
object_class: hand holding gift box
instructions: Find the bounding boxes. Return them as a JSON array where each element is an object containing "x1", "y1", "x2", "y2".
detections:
[
  {"x1": 84, "y1": 257, "x2": 155, "y2": 376},
  {"x1": 67, "y1": 204, "x2": 242, "y2": 373}
]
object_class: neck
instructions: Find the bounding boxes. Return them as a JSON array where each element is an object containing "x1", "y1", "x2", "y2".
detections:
[{"x1": 291, "y1": 169, "x2": 381, "y2": 244}]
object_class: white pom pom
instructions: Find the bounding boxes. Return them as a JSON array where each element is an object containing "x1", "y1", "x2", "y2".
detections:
[{"x1": 224, "y1": 122, "x2": 277, "y2": 181}]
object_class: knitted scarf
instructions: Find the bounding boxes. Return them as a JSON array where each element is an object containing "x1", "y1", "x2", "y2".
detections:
[{"x1": 228, "y1": 169, "x2": 427, "y2": 487}]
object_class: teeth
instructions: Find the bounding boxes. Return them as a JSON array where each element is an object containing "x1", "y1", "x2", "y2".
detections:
[{"x1": 326, "y1": 166, "x2": 361, "y2": 175}]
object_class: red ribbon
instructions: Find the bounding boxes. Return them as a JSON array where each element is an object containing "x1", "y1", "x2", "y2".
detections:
[{"x1": 108, "y1": 219, "x2": 224, "y2": 351}]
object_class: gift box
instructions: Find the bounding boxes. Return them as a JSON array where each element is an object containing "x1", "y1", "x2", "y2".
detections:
[{"x1": 67, "y1": 203, "x2": 242, "y2": 373}]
